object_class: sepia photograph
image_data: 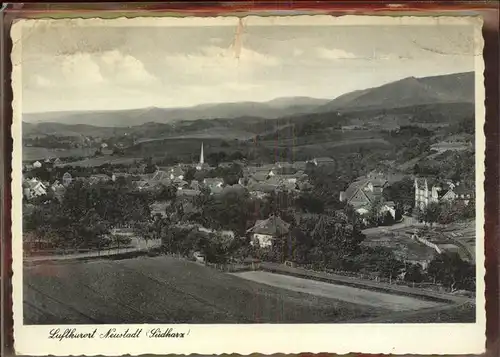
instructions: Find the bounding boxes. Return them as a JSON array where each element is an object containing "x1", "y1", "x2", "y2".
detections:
[{"x1": 11, "y1": 15, "x2": 485, "y2": 355}]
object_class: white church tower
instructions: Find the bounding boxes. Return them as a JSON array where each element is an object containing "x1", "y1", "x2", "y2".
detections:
[{"x1": 196, "y1": 142, "x2": 205, "y2": 170}]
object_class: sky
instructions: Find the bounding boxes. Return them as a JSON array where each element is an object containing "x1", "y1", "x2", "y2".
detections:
[{"x1": 17, "y1": 18, "x2": 477, "y2": 113}]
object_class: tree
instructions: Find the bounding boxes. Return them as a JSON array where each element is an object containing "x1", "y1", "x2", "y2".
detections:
[
  {"x1": 394, "y1": 206, "x2": 403, "y2": 221},
  {"x1": 157, "y1": 184, "x2": 177, "y2": 201},
  {"x1": 351, "y1": 246, "x2": 404, "y2": 280},
  {"x1": 368, "y1": 198, "x2": 384, "y2": 226},
  {"x1": 404, "y1": 263, "x2": 425, "y2": 283},
  {"x1": 136, "y1": 216, "x2": 169, "y2": 248},
  {"x1": 380, "y1": 211, "x2": 395, "y2": 226},
  {"x1": 144, "y1": 157, "x2": 157, "y2": 174},
  {"x1": 184, "y1": 167, "x2": 197, "y2": 182},
  {"x1": 297, "y1": 214, "x2": 365, "y2": 270},
  {"x1": 383, "y1": 177, "x2": 415, "y2": 214},
  {"x1": 419, "y1": 202, "x2": 441, "y2": 226},
  {"x1": 229, "y1": 151, "x2": 245, "y2": 161},
  {"x1": 295, "y1": 192, "x2": 325, "y2": 214},
  {"x1": 437, "y1": 202, "x2": 461, "y2": 224},
  {"x1": 413, "y1": 163, "x2": 421, "y2": 175},
  {"x1": 427, "y1": 252, "x2": 475, "y2": 292}
]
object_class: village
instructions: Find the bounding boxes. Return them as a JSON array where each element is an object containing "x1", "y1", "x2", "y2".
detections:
[{"x1": 22, "y1": 140, "x2": 476, "y2": 295}]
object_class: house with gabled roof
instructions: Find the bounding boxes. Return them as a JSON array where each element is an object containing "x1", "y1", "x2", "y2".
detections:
[
  {"x1": 442, "y1": 184, "x2": 474, "y2": 205},
  {"x1": 415, "y1": 177, "x2": 474, "y2": 210},
  {"x1": 307, "y1": 157, "x2": 335, "y2": 166},
  {"x1": 23, "y1": 178, "x2": 47, "y2": 199},
  {"x1": 249, "y1": 171, "x2": 271, "y2": 183},
  {"x1": 340, "y1": 175, "x2": 393, "y2": 219},
  {"x1": 88, "y1": 174, "x2": 111, "y2": 185},
  {"x1": 247, "y1": 182, "x2": 278, "y2": 198},
  {"x1": 246, "y1": 215, "x2": 291, "y2": 248},
  {"x1": 169, "y1": 166, "x2": 185, "y2": 180}
]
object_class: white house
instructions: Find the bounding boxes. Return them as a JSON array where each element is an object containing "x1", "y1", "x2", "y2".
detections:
[
  {"x1": 23, "y1": 178, "x2": 47, "y2": 199},
  {"x1": 414, "y1": 178, "x2": 473, "y2": 210},
  {"x1": 62, "y1": 172, "x2": 72, "y2": 187},
  {"x1": 307, "y1": 157, "x2": 335, "y2": 166},
  {"x1": 246, "y1": 215, "x2": 291, "y2": 248}
]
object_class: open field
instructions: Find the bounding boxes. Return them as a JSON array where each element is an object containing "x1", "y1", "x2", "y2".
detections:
[
  {"x1": 352, "y1": 302, "x2": 476, "y2": 323},
  {"x1": 22, "y1": 147, "x2": 96, "y2": 162},
  {"x1": 231, "y1": 271, "x2": 443, "y2": 312},
  {"x1": 59, "y1": 156, "x2": 141, "y2": 168},
  {"x1": 24, "y1": 256, "x2": 385, "y2": 324}
]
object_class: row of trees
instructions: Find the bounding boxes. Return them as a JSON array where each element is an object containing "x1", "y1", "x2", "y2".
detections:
[
  {"x1": 24, "y1": 180, "x2": 152, "y2": 249},
  {"x1": 416, "y1": 200, "x2": 475, "y2": 226}
]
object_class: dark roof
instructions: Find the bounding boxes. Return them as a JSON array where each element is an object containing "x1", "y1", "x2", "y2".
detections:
[
  {"x1": 343, "y1": 178, "x2": 370, "y2": 201},
  {"x1": 170, "y1": 167, "x2": 185, "y2": 176},
  {"x1": 314, "y1": 157, "x2": 335, "y2": 162},
  {"x1": 247, "y1": 215, "x2": 290, "y2": 236},
  {"x1": 248, "y1": 182, "x2": 277, "y2": 193},
  {"x1": 151, "y1": 170, "x2": 170, "y2": 181},
  {"x1": 221, "y1": 184, "x2": 246, "y2": 196},
  {"x1": 251, "y1": 172, "x2": 269, "y2": 182},
  {"x1": 277, "y1": 166, "x2": 298, "y2": 175},
  {"x1": 176, "y1": 189, "x2": 200, "y2": 197}
]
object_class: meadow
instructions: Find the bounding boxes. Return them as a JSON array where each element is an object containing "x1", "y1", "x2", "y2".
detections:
[
  {"x1": 24, "y1": 256, "x2": 384, "y2": 325},
  {"x1": 22, "y1": 147, "x2": 96, "y2": 162}
]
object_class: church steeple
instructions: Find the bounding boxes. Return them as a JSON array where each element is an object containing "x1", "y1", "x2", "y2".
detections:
[{"x1": 196, "y1": 142, "x2": 205, "y2": 171}]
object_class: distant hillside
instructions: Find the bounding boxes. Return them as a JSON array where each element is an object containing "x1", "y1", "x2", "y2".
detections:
[
  {"x1": 320, "y1": 72, "x2": 474, "y2": 113},
  {"x1": 22, "y1": 122, "x2": 127, "y2": 138},
  {"x1": 23, "y1": 97, "x2": 330, "y2": 127},
  {"x1": 22, "y1": 72, "x2": 475, "y2": 143}
]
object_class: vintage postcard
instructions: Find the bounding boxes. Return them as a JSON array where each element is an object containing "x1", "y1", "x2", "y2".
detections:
[{"x1": 11, "y1": 15, "x2": 485, "y2": 355}]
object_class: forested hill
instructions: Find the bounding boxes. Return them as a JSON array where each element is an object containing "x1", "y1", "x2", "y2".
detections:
[{"x1": 318, "y1": 72, "x2": 474, "y2": 113}]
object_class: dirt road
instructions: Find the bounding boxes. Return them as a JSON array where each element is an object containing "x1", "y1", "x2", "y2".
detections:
[{"x1": 232, "y1": 271, "x2": 443, "y2": 312}]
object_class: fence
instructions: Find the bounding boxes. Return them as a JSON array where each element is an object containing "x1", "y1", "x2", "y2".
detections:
[
  {"x1": 24, "y1": 238, "x2": 162, "y2": 261},
  {"x1": 412, "y1": 234, "x2": 442, "y2": 254},
  {"x1": 205, "y1": 261, "x2": 261, "y2": 273}
]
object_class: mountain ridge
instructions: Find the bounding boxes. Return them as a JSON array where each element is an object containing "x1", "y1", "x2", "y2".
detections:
[
  {"x1": 23, "y1": 71, "x2": 474, "y2": 130},
  {"x1": 319, "y1": 71, "x2": 474, "y2": 113}
]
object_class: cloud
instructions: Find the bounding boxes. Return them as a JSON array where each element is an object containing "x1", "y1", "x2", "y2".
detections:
[
  {"x1": 164, "y1": 45, "x2": 280, "y2": 79},
  {"x1": 99, "y1": 50, "x2": 156, "y2": 85},
  {"x1": 26, "y1": 50, "x2": 157, "y2": 92},
  {"x1": 316, "y1": 48, "x2": 357, "y2": 60},
  {"x1": 61, "y1": 52, "x2": 104, "y2": 86}
]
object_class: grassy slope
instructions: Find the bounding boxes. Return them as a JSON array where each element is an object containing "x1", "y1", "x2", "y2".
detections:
[
  {"x1": 352, "y1": 302, "x2": 476, "y2": 323},
  {"x1": 23, "y1": 147, "x2": 97, "y2": 161},
  {"x1": 24, "y1": 256, "x2": 383, "y2": 325}
]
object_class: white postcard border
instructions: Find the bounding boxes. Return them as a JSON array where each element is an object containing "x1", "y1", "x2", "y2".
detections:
[{"x1": 11, "y1": 15, "x2": 486, "y2": 356}]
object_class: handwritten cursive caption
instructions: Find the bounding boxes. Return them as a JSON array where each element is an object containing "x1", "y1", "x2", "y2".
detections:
[{"x1": 49, "y1": 328, "x2": 190, "y2": 341}]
